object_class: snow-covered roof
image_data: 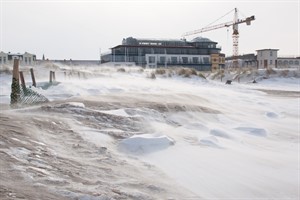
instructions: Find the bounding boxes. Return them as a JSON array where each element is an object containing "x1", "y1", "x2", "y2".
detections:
[{"x1": 256, "y1": 49, "x2": 279, "y2": 52}]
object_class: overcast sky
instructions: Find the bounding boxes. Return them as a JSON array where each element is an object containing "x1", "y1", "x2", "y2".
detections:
[{"x1": 0, "y1": 0, "x2": 299, "y2": 60}]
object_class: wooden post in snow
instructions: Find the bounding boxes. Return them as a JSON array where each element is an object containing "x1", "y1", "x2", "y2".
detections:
[
  {"x1": 30, "y1": 68, "x2": 36, "y2": 87},
  {"x1": 10, "y1": 59, "x2": 20, "y2": 105},
  {"x1": 49, "y1": 71, "x2": 53, "y2": 83},
  {"x1": 19, "y1": 71, "x2": 26, "y2": 89},
  {"x1": 52, "y1": 71, "x2": 56, "y2": 81}
]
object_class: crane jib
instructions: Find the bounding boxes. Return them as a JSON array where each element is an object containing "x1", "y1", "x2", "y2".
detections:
[{"x1": 181, "y1": 8, "x2": 255, "y2": 69}]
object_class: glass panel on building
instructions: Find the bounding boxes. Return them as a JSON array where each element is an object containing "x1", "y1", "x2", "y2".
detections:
[
  {"x1": 193, "y1": 57, "x2": 199, "y2": 64},
  {"x1": 182, "y1": 57, "x2": 188, "y2": 64},
  {"x1": 171, "y1": 57, "x2": 177, "y2": 64},
  {"x1": 203, "y1": 57, "x2": 209, "y2": 64},
  {"x1": 149, "y1": 56, "x2": 156, "y2": 64},
  {"x1": 160, "y1": 56, "x2": 166, "y2": 64}
]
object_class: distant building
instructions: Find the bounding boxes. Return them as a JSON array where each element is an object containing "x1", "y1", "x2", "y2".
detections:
[
  {"x1": 22, "y1": 52, "x2": 36, "y2": 65},
  {"x1": 102, "y1": 37, "x2": 225, "y2": 71},
  {"x1": 225, "y1": 50, "x2": 300, "y2": 69},
  {"x1": 256, "y1": 49, "x2": 279, "y2": 69},
  {"x1": 225, "y1": 53, "x2": 257, "y2": 69},
  {"x1": 211, "y1": 53, "x2": 225, "y2": 71},
  {"x1": 7, "y1": 52, "x2": 23, "y2": 61},
  {"x1": 0, "y1": 51, "x2": 8, "y2": 65},
  {"x1": 277, "y1": 56, "x2": 300, "y2": 68},
  {"x1": 0, "y1": 51, "x2": 36, "y2": 66}
]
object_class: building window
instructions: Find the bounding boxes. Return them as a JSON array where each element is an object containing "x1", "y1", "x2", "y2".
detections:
[
  {"x1": 192, "y1": 57, "x2": 199, "y2": 64},
  {"x1": 203, "y1": 57, "x2": 209, "y2": 64},
  {"x1": 295, "y1": 61, "x2": 299, "y2": 65},
  {"x1": 270, "y1": 60, "x2": 272, "y2": 65},
  {"x1": 182, "y1": 57, "x2": 188, "y2": 64},
  {"x1": 278, "y1": 60, "x2": 282, "y2": 65},
  {"x1": 29, "y1": 57, "x2": 31, "y2": 64},
  {"x1": 270, "y1": 51, "x2": 273, "y2": 56},
  {"x1": 260, "y1": 51, "x2": 262, "y2": 56},
  {"x1": 289, "y1": 60, "x2": 293, "y2": 65},
  {"x1": 25, "y1": 57, "x2": 27, "y2": 63},
  {"x1": 149, "y1": 56, "x2": 156, "y2": 64},
  {"x1": 284, "y1": 60, "x2": 288, "y2": 65},
  {"x1": 0, "y1": 57, "x2": 2, "y2": 64},
  {"x1": 3, "y1": 57, "x2": 6, "y2": 63},
  {"x1": 171, "y1": 57, "x2": 177, "y2": 64},
  {"x1": 160, "y1": 56, "x2": 165, "y2": 64}
]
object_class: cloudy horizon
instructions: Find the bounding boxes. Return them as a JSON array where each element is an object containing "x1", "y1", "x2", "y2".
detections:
[{"x1": 0, "y1": 0, "x2": 299, "y2": 60}]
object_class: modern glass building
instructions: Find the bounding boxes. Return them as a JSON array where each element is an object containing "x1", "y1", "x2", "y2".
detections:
[{"x1": 101, "y1": 37, "x2": 223, "y2": 71}]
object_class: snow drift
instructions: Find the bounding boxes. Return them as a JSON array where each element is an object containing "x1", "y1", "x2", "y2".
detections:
[{"x1": 0, "y1": 63, "x2": 298, "y2": 199}]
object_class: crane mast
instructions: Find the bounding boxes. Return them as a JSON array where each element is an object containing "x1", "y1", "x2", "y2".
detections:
[
  {"x1": 182, "y1": 8, "x2": 255, "y2": 69},
  {"x1": 232, "y1": 8, "x2": 239, "y2": 68}
]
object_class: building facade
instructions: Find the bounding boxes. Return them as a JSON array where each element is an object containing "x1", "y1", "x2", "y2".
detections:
[
  {"x1": 211, "y1": 53, "x2": 225, "y2": 71},
  {"x1": 22, "y1": 52, "x2": 36, "y2": 65},
  {"x1": 102, "y1": 37, "x2": 224, "y2": 71},
  {"x1": 0, "y1": 51, "x2": 36, "y2": 66},
  {"x1": 225, "y1": 53, "x2": 257, "y2": 69},
  {"x1": 277, "y1": 57, "x2": 300, "y2": 68},
  {"x1": 256, "y1": 49, "x2": 279, "y2": 69},
  {"x1": 225, "y1": 51, "x2": 299, "y2": 69},
  {"x1": 0, "y1": 51, "x2": 8, "y2": 65}
]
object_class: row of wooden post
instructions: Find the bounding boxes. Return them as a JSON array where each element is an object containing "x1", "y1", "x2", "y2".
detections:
[
  {"x1": 11, "y1": 59, "x2": 56, "y2": 105},
  {"x1": 18, "y1": 69, "x2": 37, "y2": 88},
  {"x1": 49, "y1": 71, "x2": 56, "y2": 83},
  {"x1": 15, "y1": 69, "x2": 56, "y2": 88}
]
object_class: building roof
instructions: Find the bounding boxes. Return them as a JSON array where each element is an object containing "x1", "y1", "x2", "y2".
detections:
[
  {"x1": 278, "y1": 57, "x2": 300, "y2": 59},
  {"x1": 136, "y1": 38, "x2": 185, "y2": 43},
  {"x1": 256, "y1": 49, "x2": 279, "y2": 51},
  {"x1": 112, "y1": 44, "x2": 200, "y2": 49},
  {"x1": 122, "y1": 36, "x2": 217, "y2": 46},
  {"x1": 8, "y1": 53, "x2": 23, "y2": 56},
  {"x1": 191, "y1": 37, "x2": 216, "y2": 43}
]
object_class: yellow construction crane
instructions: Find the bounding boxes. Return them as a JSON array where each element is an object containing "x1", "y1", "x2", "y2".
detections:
[{"x1": 182, "y1": 8, "x2": 255, "y2": 68}]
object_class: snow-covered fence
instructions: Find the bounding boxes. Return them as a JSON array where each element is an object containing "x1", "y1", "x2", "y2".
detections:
[{"x1": 10, "y1": 59, "x2": 49, "y2": 107}]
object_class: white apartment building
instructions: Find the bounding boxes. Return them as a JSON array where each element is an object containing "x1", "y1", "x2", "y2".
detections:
[
  {"x1": 0, "y1": 51, "x2": 36, "y2": 66},
  {"x1": 256, "y1": 49, "x2": 279, "y2": 69},
  {"x1": 22, "y1": 52, "x2": 36, "y2": 65},
  {"x1": 0, "y1": 51, "x2": 8, "y2": 65}
]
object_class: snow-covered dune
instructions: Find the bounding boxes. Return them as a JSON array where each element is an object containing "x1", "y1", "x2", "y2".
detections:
[{"x1": 0, "y1": 65, "x2": 298, "y2": 199}]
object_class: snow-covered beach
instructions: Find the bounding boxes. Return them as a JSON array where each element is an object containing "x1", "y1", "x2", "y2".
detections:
[{"x1": 0, "y1": 64, "x2": 299, "y2": 199}]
